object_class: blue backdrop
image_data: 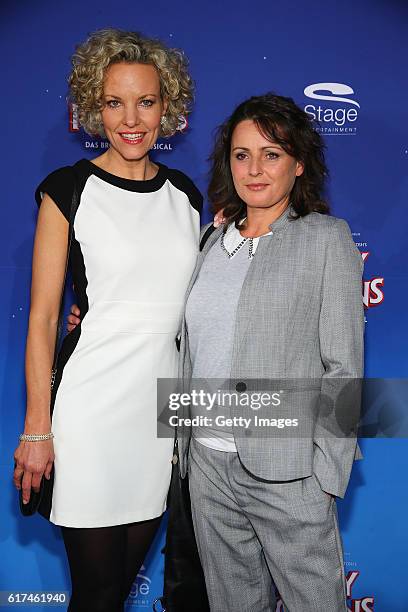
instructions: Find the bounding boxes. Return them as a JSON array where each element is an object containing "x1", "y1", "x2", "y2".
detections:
[{"x1": 1, "y1": 0, "x2": 407, "y2": 609}]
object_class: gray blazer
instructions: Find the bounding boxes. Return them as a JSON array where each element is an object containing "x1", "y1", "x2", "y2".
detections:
[{"x1": 177, "y1": 206, "x2": 364, "y2": 498}]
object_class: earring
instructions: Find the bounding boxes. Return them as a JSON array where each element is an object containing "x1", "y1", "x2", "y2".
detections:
[{"x1": 160, "y1": 115, "x2": 167, "y2": 127}]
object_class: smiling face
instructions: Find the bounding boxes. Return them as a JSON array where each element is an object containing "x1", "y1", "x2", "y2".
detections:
[
  {"x1": 230, "y1": 119, "x2": 304, "y2": 212},
  {"x1": 100, "y1": 62, "x2": 167, "y2": 162}
]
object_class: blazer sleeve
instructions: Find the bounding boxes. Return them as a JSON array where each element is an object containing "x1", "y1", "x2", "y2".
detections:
[{"x1": 313, "y1": 218, "x2": 365, "y2": 498}]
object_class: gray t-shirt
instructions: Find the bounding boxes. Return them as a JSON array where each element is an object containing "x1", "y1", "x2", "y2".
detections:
[{"x1": 185, "y1": 223, "x2": 270, "y2": 451}]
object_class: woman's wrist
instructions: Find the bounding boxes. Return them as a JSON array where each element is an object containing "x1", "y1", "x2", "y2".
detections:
[
  {"x1": 19, "y1": 432, "x2": 54, "y2": 442},
  {"x1": 23, "y1": 417, "x2": 52, "y2": 435}
]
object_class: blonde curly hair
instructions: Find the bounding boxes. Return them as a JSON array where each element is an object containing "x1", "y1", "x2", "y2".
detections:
[{"x1": 68, "y1": 28, "x2": 194, "y2": 137}]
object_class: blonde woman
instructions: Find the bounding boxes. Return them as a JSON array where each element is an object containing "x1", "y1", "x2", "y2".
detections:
[{"x1": 13, "y1": 29, "x2": 201, "y2": 611}]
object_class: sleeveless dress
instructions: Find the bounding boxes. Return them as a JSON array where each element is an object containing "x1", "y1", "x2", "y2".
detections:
[{"x1": 35, "y1": 159, "x2": 201, "y2": 527}]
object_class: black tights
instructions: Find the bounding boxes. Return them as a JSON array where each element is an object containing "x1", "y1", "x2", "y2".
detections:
[{"x1": 61, "y1": 515, "x2": 162, "y2": 612}]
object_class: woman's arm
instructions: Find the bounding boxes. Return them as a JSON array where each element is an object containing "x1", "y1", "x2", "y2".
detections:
[
  {"x1": 313, "y1": 218, "x2": 364, "y2": 498},
  {"x1": 13, "y1": 195, "x2": 68, "y2": 504}
]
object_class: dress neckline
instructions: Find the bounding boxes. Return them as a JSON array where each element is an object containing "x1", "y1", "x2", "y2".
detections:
[{"x1": 80, "y1": 158, "x2": 168, "y2": 193}]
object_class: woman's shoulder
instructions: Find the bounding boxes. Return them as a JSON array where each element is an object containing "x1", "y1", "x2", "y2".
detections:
[
  {"x1": 299, "y1": 211, "x2": 352, "y2": 235},
  {"x1": 37, "y1": 159, "x2": 90, "y2": 186},
  {"x1": 298, "y1": 212, "x2": 358, "y2": 260},
  {"x1": 162, "y1": 165, "x2": 203, "y2": 214},
  {"x1": 37, "y1": 164, "x2": 74, "y2": 186},
  {"x1": 35, "y1": 161, "x2": 86, "y2": 221}
]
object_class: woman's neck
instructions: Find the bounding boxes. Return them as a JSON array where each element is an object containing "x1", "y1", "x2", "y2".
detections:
[
  {"x1": 91, "y1": 149, "x2": 158, "y2": 180},
  {"x1": 239, "y1": 200, "x2": 289, "y2": 238}
]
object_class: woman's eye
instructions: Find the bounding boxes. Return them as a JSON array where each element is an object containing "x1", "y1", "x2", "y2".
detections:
[
  {"x1": 106, "y1": 100, "x2": 121, "y2": 109},
  {"x1": 139, "y1": 99, "x2": 154, "y2": 108},
  {"x1": 266, "y1": 152, "x2": 279, "y2": 160},
  {"x1": 235, "y1": 153, "x2": 247, "y2": 161}
]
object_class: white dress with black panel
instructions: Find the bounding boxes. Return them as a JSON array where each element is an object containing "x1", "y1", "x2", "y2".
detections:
[{"x1": 35, "y1": 159, "x2": 201, "y2": 527}]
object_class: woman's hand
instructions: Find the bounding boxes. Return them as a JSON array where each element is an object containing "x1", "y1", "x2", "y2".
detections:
[
  {"x1": 213, "y1": 209, "x2": 226, "y2": 227},
  {"x1": 13, "y1": 439, "x2": 54, "y2": 504},
  {"x1": 67, "y1": 304, "x2": 81, "y2": 332}
]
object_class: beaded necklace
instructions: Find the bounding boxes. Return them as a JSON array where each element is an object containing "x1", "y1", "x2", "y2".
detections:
[{"x1": 220, "y1": 232, "x2": 254, "y2": 259}]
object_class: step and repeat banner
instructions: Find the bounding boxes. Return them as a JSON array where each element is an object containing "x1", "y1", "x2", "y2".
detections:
[{"x1": 1, "y1": 0, "x2": 407, "y2": 610}]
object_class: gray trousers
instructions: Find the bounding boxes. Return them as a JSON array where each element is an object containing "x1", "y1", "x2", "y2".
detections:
[{"x1": 188, "y1": 438, "x2": 347, "y2": 612}]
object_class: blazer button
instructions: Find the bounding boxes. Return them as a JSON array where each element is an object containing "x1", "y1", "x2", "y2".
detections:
[
  {"x1": 236, "y1": 382, "x2": 247, "y2": 392},
  {"x1": 171, "y1": 454, "x2": 178, "y2": 465}
]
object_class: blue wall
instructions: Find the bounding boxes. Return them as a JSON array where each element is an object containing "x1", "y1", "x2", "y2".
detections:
[{"x1": 1, "y1": 0, "x2": 407, "y2": 609}]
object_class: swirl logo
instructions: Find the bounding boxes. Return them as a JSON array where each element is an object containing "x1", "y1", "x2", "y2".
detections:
[
  {"x1": 303, "y1": 82, "x2": 360, "y2": 135},
  {"x1": 304, "y1": 83, "x2": 360, "y2": 107}
]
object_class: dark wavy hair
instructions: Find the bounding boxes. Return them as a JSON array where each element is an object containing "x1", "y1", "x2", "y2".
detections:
[{"x1": 208, "y1": 93, "x2": 330, "y2": 226}]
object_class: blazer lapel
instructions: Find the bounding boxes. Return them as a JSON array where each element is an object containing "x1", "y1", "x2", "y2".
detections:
[
  {"x1": 231, "y1": 205, "x2": 295, "y2": 366},
  {"x1": 231, "y1": 233, "x2": 284, "y2": 364}
]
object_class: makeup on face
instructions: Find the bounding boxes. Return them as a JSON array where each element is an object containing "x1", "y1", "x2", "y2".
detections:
[
  {"x1": 101, "y1": 63, "x2": 166, "y2": 163},
  {"x1": 230, "y1": 119, "x2": 303, "y2": 210}
]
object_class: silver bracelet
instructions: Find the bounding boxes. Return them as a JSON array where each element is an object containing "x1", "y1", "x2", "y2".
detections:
[{"x1": 19, "y1": 432, "x2": 54, "y2": 442}]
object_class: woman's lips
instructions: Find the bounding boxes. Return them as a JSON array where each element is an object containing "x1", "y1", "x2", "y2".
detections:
[
  {"x1": 246, "y1": 183, "x2": 269, "y2": 191},
  {"x1": 118, "y1": 132, "x2": 146, "y2": 145}
]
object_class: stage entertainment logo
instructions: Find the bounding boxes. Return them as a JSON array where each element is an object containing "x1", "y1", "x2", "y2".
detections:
[
  {"x1": 303, "y1": 83, "x2": 360, "y2": 135},
  {"x1": 68, "y1": 102, "x2": 186, "y2": 151},
  {"x1": 126, "y1": 565, "x2": 151, "y2": 608}
]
